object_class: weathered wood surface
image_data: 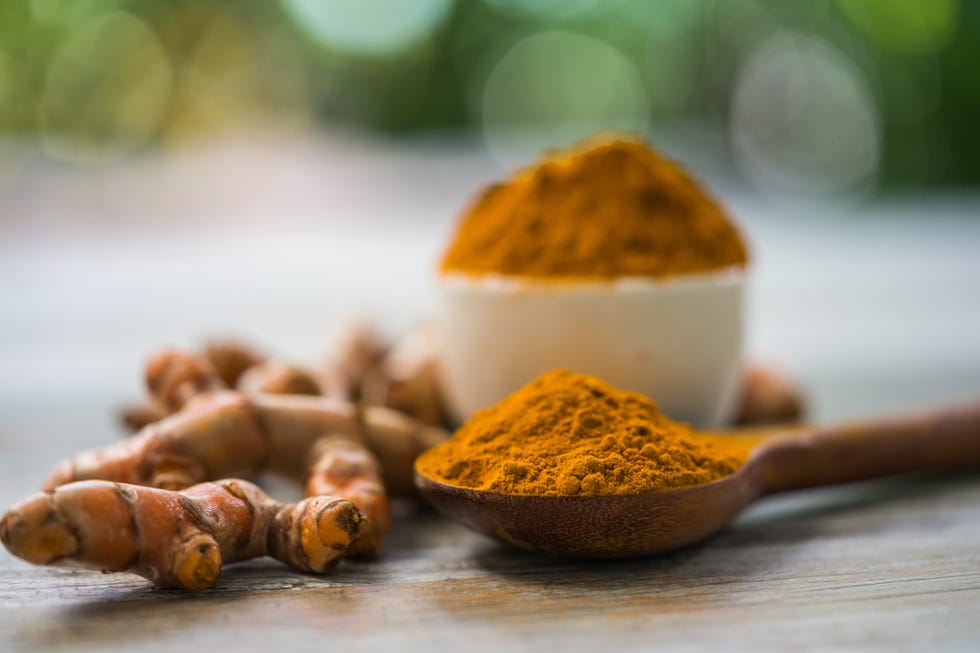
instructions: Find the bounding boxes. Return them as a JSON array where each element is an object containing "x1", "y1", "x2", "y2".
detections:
[{"x1": 2, "y1": 447, "x2": 979, "y2": 652}]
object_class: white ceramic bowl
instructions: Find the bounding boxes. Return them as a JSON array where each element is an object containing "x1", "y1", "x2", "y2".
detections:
[{"x1": 436, "y1": 269, "x2": 746, "y2": 428}]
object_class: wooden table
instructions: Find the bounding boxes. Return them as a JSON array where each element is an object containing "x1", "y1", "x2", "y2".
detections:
[
  {"x1": 3, "y1": 457, "x2": 979, "y2": 651},
  {"x1": 2, "y1": 137, "x2": 979, "y2": 651}
]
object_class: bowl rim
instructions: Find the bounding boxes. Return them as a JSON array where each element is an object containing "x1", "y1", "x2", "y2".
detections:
[{"x1": 436, "y1": 266, "x2": 748, "y2": 293}]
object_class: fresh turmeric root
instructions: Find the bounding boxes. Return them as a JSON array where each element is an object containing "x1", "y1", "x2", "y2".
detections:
[
  {"x1": 237, "y1": 361, "x2": 324, "y2": 397},
  {"x1": 145, "y1": 347, "x2": 227, "y2": 412},
  {"x1": 307, "y1": 437, "x2": 389, "y2": 557},
  {"x1": 361, "y1": 324, "x2": 450, "y2": 428},
  {"x1": 118, "y1": 342, "x2": 241, "y2": 431},
  {"x1": 320, "y1": 316, "x2": 388, "y2": 401},
  {"x1": 49, "y1": 391, "x2": 269, "y2": 491},
  {"x1": 146, "y1": 349, "x2": 435, "y2": 556},
  {"x1": 120, "y1": 401, "x2": 169, "y2": 432},
  {"x1": 141, "y1": 349, "x2": 442, "y2": 496},
  {"x1": 0, "y1": 478, "x2": 363, "y2": 590},
  {"x1": 48, "y1": 351, "x2": 446, "y2": 559},
  {"x1": 734, "y1": 364, "x2": 805, "y2": 426},
  {"x1": 202, "y1": 340, "x2": 266, "y2": 387},
  {"x1": 121, "y1": 340, "x2": 332, "y2": 431}
]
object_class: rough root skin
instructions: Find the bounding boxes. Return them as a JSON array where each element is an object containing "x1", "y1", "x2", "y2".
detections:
[
  {"x1": 119, "y1": 401, "x2": 169, "y2": 432},
  {"x1": 51, "y1": 389, "x2": 445, "y2": 498},
  {"x1": 58, "y1": 348, "x2": 447, "y2": 573},
  {"x1": 307, "y1": 437, "x2": 390, "y2": 557},
  {"x1": 360, "y1": 325, "x2": 450, "y2": 428},
  {"x1": 203, "y1": 340, "x2": 266, "y2": 387},
  {"x1": 0, "y1": 479, "x2": 362, "y2": 590},
  {"x1": 237, "y1": 361, "x2": 323, "y2": 397},
  {"x1": 43, "y1": 391, "x2": 270, "y2": 492},
  {"x1": 322, "y1": 317, "x2": 389, "y2": 401},
  {"x1": 734, "y1": 365, "x2": 805, "y2": 426},
  {"x1": 146, "y1": 351, "x2": 225, "y2": 412}
]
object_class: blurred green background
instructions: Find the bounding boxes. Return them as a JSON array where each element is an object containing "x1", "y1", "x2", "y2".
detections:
[{"x1": 1, "y1": 0, "x2": 977, "y2": 193}]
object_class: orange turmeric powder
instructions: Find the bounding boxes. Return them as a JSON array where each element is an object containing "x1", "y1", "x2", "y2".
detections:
[
  {"x1": 439, "y1": 135, "x2": 749, "y2": 280},
  {"x1": 415, "y1": 369, "x2": 750, "y2": 496}
]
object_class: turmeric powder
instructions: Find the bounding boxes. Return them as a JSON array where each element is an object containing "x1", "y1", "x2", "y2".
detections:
[
  {"x1": 440, "y1": 135, "x2": 748, "y2": 280},
  {"x1": 415, "y1": 369, "x2": 750, "y2": 496}
]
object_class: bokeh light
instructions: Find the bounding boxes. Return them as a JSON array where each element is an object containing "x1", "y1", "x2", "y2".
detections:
[
  {"x1": 158, "y1": 4, "x2": 309, "y2": 143},
  {"x1": 731, "y1": 32, "x2": 881, "y2": 195},
  {"x1": 705, "y1": 0, "x2": 777, "y2": 88},
  {"x1": 280, "y1": 0, "x2": 452, "y2": 57},
  {"x1": 633, "y1": 0, "x2": 705, "y2": 115},
  {"x1": 482, "y1": 0, "x2": 602, "y2": 21},
  {"x1": 28, "y1": 0, "x2": 123, "y2": 26},
  {"x1": 875, "y1": 54, "x2": 943, "y2": 125},
  {"x1": 479, "y1": 30, "x2": 650, "y2": 167},
  {"x1": 0, "y1": 50, "x2": 16, "y2": 124},
  {"x1": 40, "y1": 11, "x2": 173, "y2": 163},
  {"x1": 838, "y1": 0, "x2": 958, "y2": 55},
  {"x1": 0, "y1": 0, "x2": 975, "y2": 188}
]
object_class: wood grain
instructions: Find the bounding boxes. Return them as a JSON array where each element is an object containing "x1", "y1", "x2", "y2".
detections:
[{"x1": 2, "y1": 454, "x2": 979, "y2": 652}]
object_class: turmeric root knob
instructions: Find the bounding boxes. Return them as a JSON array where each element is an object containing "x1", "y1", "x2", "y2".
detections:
[
  {"x1": 203, "y1": 340, "x2": 266, "y2": 387},
  {"x1": 0, "y1": 479, "x2": 363, "y2": 590},
  {"x1": 146, "y1": 350, "x2": 225, "y2": 412},
  {"x1": 734, "y1": 365, "x2": 805, "y2": 426},
  {"x1": 307, "y1": 437, "x2": 390, "y2": 558},
  {"x1": 237, "y1": 361, "x2": 324, "y2": 397}
]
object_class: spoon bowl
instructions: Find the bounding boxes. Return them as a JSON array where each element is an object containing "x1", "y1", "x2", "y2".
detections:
[
  {"x1": 416, "y1": 402, "x2": 980, "y2": 557},
  {"x1": 415, "y1": 471, "x2": 759, "y2": 557}
]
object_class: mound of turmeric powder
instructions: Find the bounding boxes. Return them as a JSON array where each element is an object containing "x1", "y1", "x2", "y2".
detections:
[
  {"x1": 415, "y1": 369, "x2": 750, "y2": 496},
  {"x1": 439, "y1": 135, "x2": 749, "y2": 280}
]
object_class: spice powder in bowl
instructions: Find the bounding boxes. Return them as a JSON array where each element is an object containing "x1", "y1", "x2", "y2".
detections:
[{"x1": 436, "y1": 135, "x2": 750, "y2": 427}]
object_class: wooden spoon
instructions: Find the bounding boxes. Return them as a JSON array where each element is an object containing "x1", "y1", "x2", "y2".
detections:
[{"x1": 414, "y1": 401, "x2": 980, "y2": 557}]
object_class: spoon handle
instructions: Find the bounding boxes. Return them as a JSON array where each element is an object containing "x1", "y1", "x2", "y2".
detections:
[{"x1": 755, "y1": 401, "x2": 980, "y2": 495}]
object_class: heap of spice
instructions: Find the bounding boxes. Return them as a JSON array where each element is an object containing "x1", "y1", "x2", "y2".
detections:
[
  {"x1": 415, "y1": 369, "x2": 750, "y2": 496},
  {"x1": 439, "y1": 135, "x2": 749, "y2": 280}
]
